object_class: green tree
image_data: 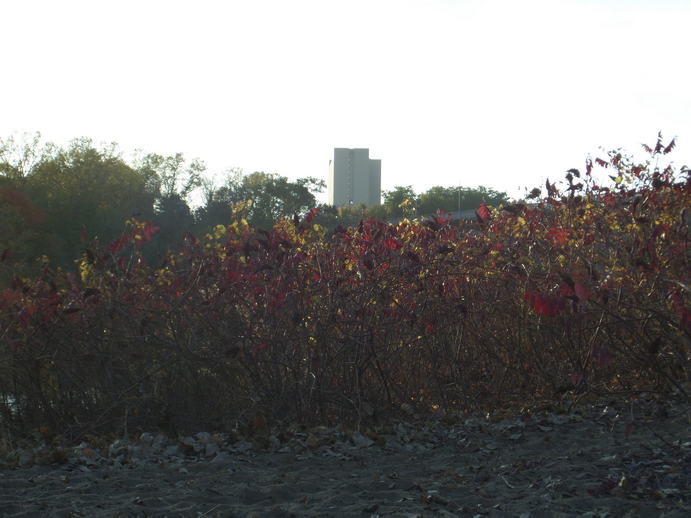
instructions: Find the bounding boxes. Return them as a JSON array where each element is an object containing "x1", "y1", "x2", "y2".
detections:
[
  {"x1": 132, "y1": 152, "x2": 204, "y2": 260},
  {"x1": 133, "y1": 152, "x2": 204, "y2": 205},
  {"x1": 416, "y1": 186, "x2": 459, "y2": 215},
  {"x1": 417, "y1": 185, "x2": 510, "y2": 216},
  {"x1": 194, "y1": 170, "x2": 325, "y2": 230},
  {"x1": 0, "y1": 185, "x2": 46, "y2": 283},
  {"x1": 239, "y1": 172, "x2": 323, "y2": 229},
  {"x1": 382, "y1": 185, "x2": 418, "y2": 218},
  {"x1": 314, "y1": 202, "x2": 389, "y2": 229},
  {"x1": 1, "y1": 137, "x2": 157, "y2": 269},
  {"x1": 194, "y1": 168, "x2": 245, "y2": 231},
  {"x1": 0, "y1": 135, "x2": 52, "y2": 279},
  {"x1": 457, "y1": 185, "x2": 510, "y2": 210},
  {"x1": 0, "y1": 133, "x2": 59, "y2": 185}
]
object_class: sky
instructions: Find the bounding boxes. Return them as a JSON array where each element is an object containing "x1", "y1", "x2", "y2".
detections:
[{"x1": 2, "y1": 0, "x2": 690, "y2": 203}]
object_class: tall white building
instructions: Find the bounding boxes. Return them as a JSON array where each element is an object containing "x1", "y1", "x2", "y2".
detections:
[{"x1": 328, "y1": 148, "x2": 381, "y2": 207}]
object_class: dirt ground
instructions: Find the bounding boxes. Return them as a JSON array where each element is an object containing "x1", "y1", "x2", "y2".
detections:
[{"x1": 1, "y1": 394, "x2": 689, "y2": 517}]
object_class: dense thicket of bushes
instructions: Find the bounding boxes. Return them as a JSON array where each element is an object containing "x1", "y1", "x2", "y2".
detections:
[{"x1": 0, "y1": 137, "x2": 689, "y2": 443}]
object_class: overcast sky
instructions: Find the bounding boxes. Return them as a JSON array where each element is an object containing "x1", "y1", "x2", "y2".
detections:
[{"x1": 2, "y1": 0, "x2": 689, "y2": 202}]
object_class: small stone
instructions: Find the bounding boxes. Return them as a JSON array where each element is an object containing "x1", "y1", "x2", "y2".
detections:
[
  {"x1": 128, "y1": 445, "x2": 143, "y2": 459},
  {"x1": 210, "y1": 452, "x2": 232, "y2": 464},
  {"x1": 81, "y1": 447, "x2": 96, "y2": 458},
  {"x1": 268, "y1": 434, "x2": 281, "y2": 450},
  {"x1": 139, "y1": 432, "x2": 154, "y2": 446},
  {"x1": 164, "y1": 444, "x2": 180, "y2": 456},
  {"x1": 196, "y1": 432, "x2": 211, "y2": 443},
  {"x1": 350, "y1": 432, "x2": 375, "y2": 448},
  {"x1": 181, "y1": 436, "x2": 203, "y2": 453},
  {"x1": 152, "y1": 434, "x2": 167, "y2": 450},
  {"x1": 205, "y1": 442, "x2": 220, "y2": 457},
  {"x1": 109, "y1": 440, "x2": 128, "y2": 457},
  {"x1": 306, "y1": 433, "x2": 321, "y2": 450},
  {"x1": 233, "y1": 440, "x2": 253, "y2": 453}
]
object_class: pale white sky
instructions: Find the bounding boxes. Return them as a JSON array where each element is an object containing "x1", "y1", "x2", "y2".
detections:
[{"x1": 2, "y1": 0, "x2": 689, "y2": 202}]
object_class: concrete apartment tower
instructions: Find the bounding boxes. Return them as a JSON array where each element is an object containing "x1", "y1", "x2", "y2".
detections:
[{"x1": 328, "y1": 148, "x2": 381, "y2": 207}]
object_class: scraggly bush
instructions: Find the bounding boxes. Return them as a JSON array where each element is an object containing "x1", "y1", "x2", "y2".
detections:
[{"x1": 1, "y1": 136, "x2": 689, "y2": 441}]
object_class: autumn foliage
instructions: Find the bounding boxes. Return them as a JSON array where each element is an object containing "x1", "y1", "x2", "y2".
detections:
[{"x1": 1, "y1": 136, "x2": 689, "y2": 440}]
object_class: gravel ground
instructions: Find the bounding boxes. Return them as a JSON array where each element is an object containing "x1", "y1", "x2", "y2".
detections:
[{"x1": 1, "y1": 395, "x2": 689, "y2": 517}]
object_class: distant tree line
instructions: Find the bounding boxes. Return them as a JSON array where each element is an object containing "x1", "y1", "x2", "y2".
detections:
[
  {"x1": 0, "y1": 133, "x2": 510, "y2": 281},
  {"x1": 0, "y1": 134, "x2": 323, "y2": 280},
  {"x1": 314, "y1": 184, "x2": 510, "y2": 230},
  {"x1": 380, "y1": 184, "x2": 509, "y2": 218}
]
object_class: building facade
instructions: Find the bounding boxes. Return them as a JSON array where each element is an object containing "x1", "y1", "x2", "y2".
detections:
[{"x1": 327, "y1": 148, "x2": 381, "y2": 206}]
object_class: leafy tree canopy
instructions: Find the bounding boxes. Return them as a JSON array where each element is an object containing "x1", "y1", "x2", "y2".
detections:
[
  {"x1": 0, "y1": 134, "x2": 205, "y2": 275},
  {"x1": 382, "y1": 185, "x2": 417, "y2": 218},
  {"x1": 382, "y1": 184, "x2": 510, "y2": 219}
]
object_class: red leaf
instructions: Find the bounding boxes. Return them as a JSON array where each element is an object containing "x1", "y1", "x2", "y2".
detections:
[
  {"x1": 40, "y1": 294, "x2": 60, "y2": 307},
  {"x1": 558, "y1": 271, "x2": 575, "y2": 290},
  {"x1": 18, "y1": 305, "x2": 36, "y2": 325},
  {"x1": 574, "y1": 281, "x2": 590, "y2": 302},
  {"x1": 558, "y1": 283, "x2": 574, "y2": 297},
  {"x1": 143, "y1": 222, "x2": 159, "y2": 240},
  {"x1": 383, "y1": 238, "x2": 400, "y2": 251},
  {"x1": 663, "y1": 137, "x2": 676, "y2": 155},
  {"x1": 545, "y1": 178, "x2": 561, "y2": 198},
  {"x1": 524, "y1": 290, "x2": 565, "y2": 317},
  {"x1": 108, "y1": 233, "x2": 130, "y2": 254},
  {"x1": 133, "y1": 222, "x2": 160, "y2": 247},
  {"x1": 476, "y1": 203, "x2": 491, "y2": 221},
  {"x1": 585, "y1": 158, "x2": 593, "y2": 177},
  {"x1": 304, "y1": 207, "x2": 319, "y2": 224},
  {"x1": 603, "y1": 192, "x2": 616, "y2": 207},
  {"x1": 0, "y1": 288, "x2": 19, "y2": 306},
  {"x1": 547, "y1": 227, "x2": 569, "y2": 246}
]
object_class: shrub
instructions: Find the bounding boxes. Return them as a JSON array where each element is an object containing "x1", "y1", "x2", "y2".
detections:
[{"x1": 1, "y1": 136, "x2": 688, "y2": 442}]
